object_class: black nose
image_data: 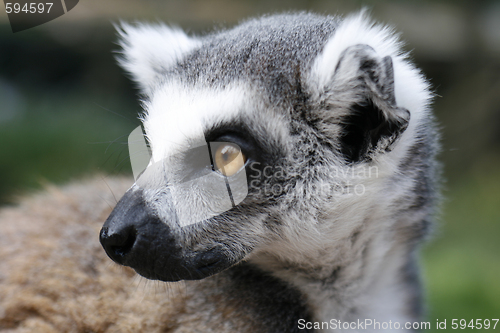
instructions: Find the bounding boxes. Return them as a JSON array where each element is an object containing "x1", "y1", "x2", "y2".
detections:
[
  {"x1": 99, "y1": 188, "x2": 154, "y2": 266},
  {"x1": 99, "y1": 226, "x2": 137, "y2": 264}
]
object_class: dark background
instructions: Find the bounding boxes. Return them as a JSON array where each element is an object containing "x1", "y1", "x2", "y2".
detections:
[{"x1": 1, "y1": 0, "x2": 499, "y2": 329}]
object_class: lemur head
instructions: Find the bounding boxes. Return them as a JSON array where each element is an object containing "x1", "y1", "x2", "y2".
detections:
[{"x1": 100, "y1": 12, "x2": 432, "y2": 282}]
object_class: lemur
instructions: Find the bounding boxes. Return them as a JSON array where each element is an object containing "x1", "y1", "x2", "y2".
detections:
[{"x1": 0, "y1": 11, "x2": 439, "y2": 333}]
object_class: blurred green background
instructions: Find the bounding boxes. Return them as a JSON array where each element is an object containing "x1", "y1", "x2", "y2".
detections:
[{"x1": 1, "y1": 0, "x2": 499, "y2": 330}]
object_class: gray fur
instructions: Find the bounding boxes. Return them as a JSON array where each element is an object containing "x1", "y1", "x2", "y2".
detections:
[
  {"x1": 170, "y1": 13, "x2": 338, "y2": 105},
  {"x1": 100, "y1": 12, "x2": 440, "y2": 332}
]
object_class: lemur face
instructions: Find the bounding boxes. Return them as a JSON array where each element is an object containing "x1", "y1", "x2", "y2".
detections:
[
  {"x1": 100, "y1": 13, "x2": 427, "y2": 282},
  {"x1": 100, "y1": 84, "x2": 291, "y2": 281}
]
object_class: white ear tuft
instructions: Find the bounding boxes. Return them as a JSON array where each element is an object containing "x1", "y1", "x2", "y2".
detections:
[
  {"x1": 307, "y1": 10, "x2": 432, "y2": 124},
  {"x1": 116, "y1": 22, "x2": 201, "y2": 94},
  {"x1": 308, "y1": 10, "x2": 401, "y2": 94}
]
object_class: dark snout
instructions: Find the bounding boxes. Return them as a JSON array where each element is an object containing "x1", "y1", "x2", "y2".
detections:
[{"x1": 99, "y1": 188, "x2": 233, "y2": 281}]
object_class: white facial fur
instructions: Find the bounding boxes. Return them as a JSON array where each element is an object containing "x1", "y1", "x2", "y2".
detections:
[{"x1": 142, "y1": 82, "x2": 249, "y2": 163}]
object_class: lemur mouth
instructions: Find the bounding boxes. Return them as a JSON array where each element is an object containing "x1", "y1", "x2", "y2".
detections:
[
  {"x1": 128, "y1": 248, "x2": 232, "y2": 282},
  {"x1": 193, "y1": 249, "x2": 228, "y2": 275}
]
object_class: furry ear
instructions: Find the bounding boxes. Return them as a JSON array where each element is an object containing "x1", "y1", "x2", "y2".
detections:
[
  {"x1": 307, "y1": 13, "x2": 410, "y2": 163},
  {"x1": 332, "y1": 44, "x2": 410, "y2": 162},
  {"x1": 115, "y1": 22, "x2": 201, "y2": 94}
]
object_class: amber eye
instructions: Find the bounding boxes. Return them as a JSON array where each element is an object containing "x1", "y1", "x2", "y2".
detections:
[{"x1": 214, "y1": 143, "x2": 246, "y2": 177}]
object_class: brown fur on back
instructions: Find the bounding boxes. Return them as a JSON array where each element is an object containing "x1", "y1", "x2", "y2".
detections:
[{"x1": 0, "y1": 177, "x2": 261, "y2": 333}]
